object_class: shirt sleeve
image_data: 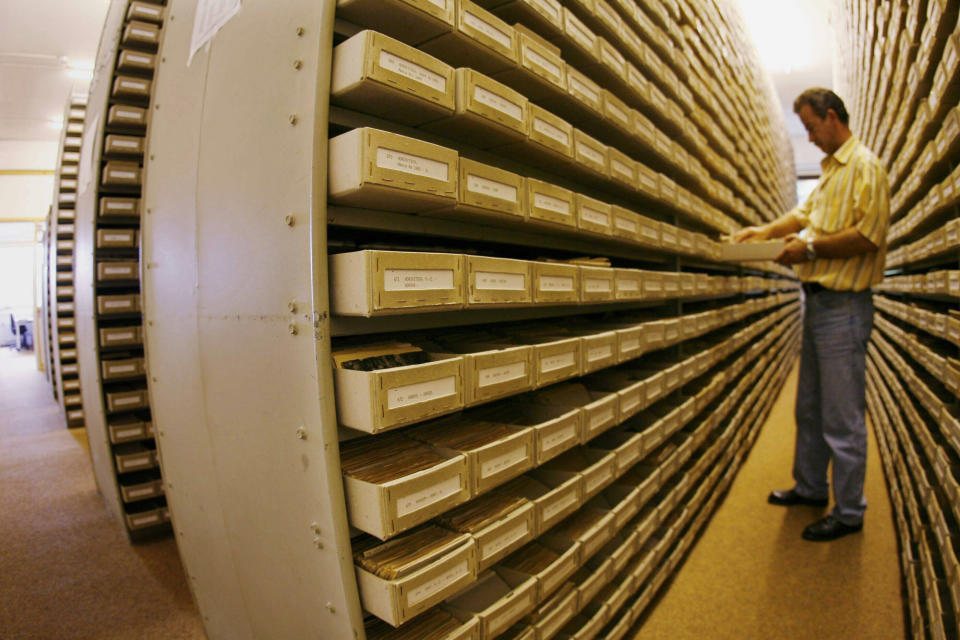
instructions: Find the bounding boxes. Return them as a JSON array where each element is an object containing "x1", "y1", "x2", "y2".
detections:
[
  {"x1": 790, "y1": 197, "x2": 813, "y2": 227},
  {"x1": 852, "y1": 158, "x2": 890, "y2": 247}
]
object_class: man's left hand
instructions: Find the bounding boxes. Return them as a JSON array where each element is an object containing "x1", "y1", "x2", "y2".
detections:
[{"x1": 776, "y1": 234, "x2": 808, "y2": 265}]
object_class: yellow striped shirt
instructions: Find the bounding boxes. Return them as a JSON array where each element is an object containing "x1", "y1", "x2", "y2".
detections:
[{"x1": 791, "y1": 136, "x2": 890, "y2": 291}]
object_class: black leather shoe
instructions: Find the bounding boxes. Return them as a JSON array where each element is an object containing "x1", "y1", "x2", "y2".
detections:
[
  {"x1": 767, "y1": 489, "x2": 829, "y2": 507},
  {"x1": 802, "y1": 515, "x2": 862, "y2": 541}
]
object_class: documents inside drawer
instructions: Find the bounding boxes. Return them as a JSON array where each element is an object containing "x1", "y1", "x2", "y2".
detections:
[
  {"x1": 409, "y1": 415, "x2": 518, "y2": 452},
  {"x1": 437, "y1": 491, "x2": 529, "y2": 532},
  {"x1": 365, "y1": 608, "x2": 465, "y2": 640},
  {"x1": 333, "y1": 342, "x2": 430, "y2": 370},
  {"x1": 354, "y1": 525, "x2": 470, "y2": 580},
  {"x1": 340, "y1": 432, "x2": 449, "y2": 482}
]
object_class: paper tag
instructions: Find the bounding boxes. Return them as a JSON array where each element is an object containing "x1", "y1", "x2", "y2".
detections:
[
  {"x1": 108, "y1": 364, "x2": 137, "y2": 375},
  {"x1": 114, "y1": 395, "x2": 142, "y2": 407},
  {"x1": 539, "y1": 275, "x2": 574, "y2": 292},
  {"x1": 110, "y1": 170, "x2": 137, "y2": 180},
  {"x1": 475, "y1": 271, "x2": 525, "y2": 291},
  {"x1": 543, "y1": 491, "x2": 577, "y2": 521},
  {"x1": 590, "y1": 406, "x2": 613, "y2": 428},
  {"x1": 104, "y1": 300, "x2": 133, "y2": 309},
  {"x1": 378, "y1": 50, "x2": 446, "y2": 92},
  {"x1": 569, "y1": 75, "x2": 599, "y2": 104},
  {"x1": 121, "y1": 455, "x2": 149, "y2": 469},
  {"x1": 106, "y1": 331, "x2": 135, "y2": 342},
  {"x1": 114, "y1": 427, "x2": 143, "y2": 439},
  {"x1": 577, "y1": 142, "x2": 604, "y2": 166},
  {"x1": 524, "y1": 46, "x2": 561, "y2": 79},
  {"x1": 130, "y1": 28, "x2": 156, "y2": 39},
  {"x1": 117, "y1": 109, "x2": 143, "y2": 121},
  {"x1": 467, "y1": 174, "x2": 517, "y2": 202},
  {"x1": 376, "y1": 148, "x2": 449, "y2": 181},
  {"x1": 542, "y1": 422, "x2": 577, "y2": 452},
  {"x1": 464, "y1": 10, "x2": 512, "y2": 49},
  {"x1": 126, "y1": 486, "x2": 156, "y2": 499},
  {"x1": 588, "y1": 344, "x2": 613, "y2": 361},
  {"x1": 120, "y1": 80, "x2": 148, "y2": 91},
  {"x1": 406, "y1": 559, "x2": 468, "y2": 607},
  {"x1": 397, "y1": 474, "x2": 461, "y2": 517},
  {"x1": 473, "y1": 86, "x2": 522, "y2": 122},
  {"x1": 387, "y1": 375, "x2": 456, "y2": 409},
  {"x1": 105, "y1": 234, "x2": 131, "y2": 242},
  {"x1": 384, "y1": 268, "x2": 454, "y2": 291},
  {"x1": 478, "y1": 361, "x2": 526, "y2": 387},
  {"x1": 112, "y1": 140, "x2": 140, "y2": 149},
  {"x1": 107, "y1": 201, "x2": 135, "y2": 211},
  {"x1": 60, "y1": 193, "x2": 76, "y2": 202},
  {"x1": 533, "y1": 117, "x2": 569, "y2": 146},
  {"x1": 541, "y1": 351, "x2": 575, "y2": 372},
  {"x1": 104, "y1": 266, "x2": 134, "y2": 276},
  {"x1": 127, "y1": 53, "x2": 153, "y2": 64},
  {"x1": 481, "y1": 521, "x2": 529, "y2": 560},
  {"x1": 481, "y1": 445, "x2": 526, "y2": 477},
  {"x1": 581, "y1": 207, "x2": 608, "y2": 225},
  {"x1": 585, "y1": 278, "x2": 611, "y2": 293},
  {"x1": 621, "y1": 336, "x2": 641, "y2": 351},
  {"x1": 533, "y1": 193, "x2": 570, "y2": 215},
  {"x1": 131, "y1": 513, "x2": 160, "y2": 527}
]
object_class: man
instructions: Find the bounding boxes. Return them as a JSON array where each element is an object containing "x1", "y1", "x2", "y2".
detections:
[{"x1": 736, "y1": 88, "x2": 890, "y2": 541}]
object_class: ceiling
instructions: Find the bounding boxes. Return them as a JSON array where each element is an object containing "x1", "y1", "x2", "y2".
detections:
[{"x1": 0, "y1": 0, "x2": 111, "y2": 142}]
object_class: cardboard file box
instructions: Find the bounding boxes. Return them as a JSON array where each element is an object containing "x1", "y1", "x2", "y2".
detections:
[
  {"x1": 542, "y1": 505, "x2": 614, "y2": 564},
  {"x1": 57, "y1": 314, "x2": 74, "y2": 327},
  {"x1": 445, "y1": 570, "x2": 537, "y2": 640},
  {"x1": 575, "y1": 195, "x2": 612, "y2": 237},
  {"x1": 420, "y1": 0, "x2": 518, "y2": 75},
  {"x1": 546, "y1": 447, "x2": 616, "y2": 499},
  {"x1": 60, "y1": 178, "x2": 78, "y2": 192},
  {"x1": 65, "y1": 408, "x2": 84, "y2": 426},
  {"x1": 114, "y1": 441, "x2": 157, "y2": 473},
  {"x1": 487, "y1": 0, "x2": 564, "y2": 41},
  {"x1": 526, "y1": 179, "x2": 576, "y2": 229},
  {"x1": 339, "y1": 0, "x2": 454, "y2": 44},
  {"x1": 119, "y1": 472, "x2": 164, "y2": 503},
  {"x1": 99, "y1": 197, "x2": 141, "y2": 218},
  {"x1": 121, "y1": 20, "x2": 160, "y2": 49},
  {"x1": 58, "y1": 193, "x2": 76, "y2": 206},
  {"x1": 127, "y1": 1, "x2": 164, "y2": 23},
  {"x1": 423, "y1": 68, "x2": 527, "y2": 148},
  {"x1": 97, "y1": 260, "x2": 139, "y2": 282},
  {"x1": 56, "y1": 302, "x2": 75, "y2": 314},
  {"x1": 572, "y1": 559, "x2": 613, "y2": 615},
  {"x1": 658, "y1": 221, "x2": 678, "y2": 253},
  {"x1": 61, "y1": 164, "x2": 78, "y2": 177},
  {"x1": 613, "y1": 269, "x2": 644, "y2": 302},
  {"x1": 504, "y1": 470, "x2": 582, "y2": 534},
  {"x1": 331, "y1": 31, "x2": 455, "y2": 126},
  {"x1": 117, "y1": 50, "x2": 157, "y2": 74},
  {"x1": 434, "y1": 159, "x2": 526, "y2": 223},
  {"x1": 493, "y1": 29, "x2": 566, "y2": 102},
  {"x1": 62, "y1": 151, "x2": 80, "y2": 163},
  {"x1": 528, "y1": 583, "x2": 578, "y2": 640},
  {"x1": 124, "y1": 502, "x2": 169, "y2": 531},
  {"x1": 608, "y1": 151, "x2": 637, "y2": 192},
  {"x1": 344, "y1": 453, "x2": 469, "y2": 539},
  {"x1": 101, "y1": 358, "x2": 146, "y2": 382},
  {"x1": 480, "y1": 403, "x2": 580, "y2": 465},
  {"x1": 458, "y1": 343, "x2": 535, "y2": 405},
  {"x1": 579, "y1": 266, "x2": 614, "y2": 303},
  {"x1": 635, "y1": 162, "x2": 659, "y2": 203},
  {"x1": 601, "y1": 90, "x2": 632, "y2": 137},
  {"x1": 532, "y1": 262, "x2": 580, "y2": 305},
  {"x1": 469, "y1": 501, "x2": 536, "y2": 571},
  {"x1": 565, "y1": 66, "x2": 603, "y2": 114},
  {"x1": 334, "y1": 355, "x2": 464, "y2": 432},
  {"x1": 101, "y1": 162, "x2": 142, "y2": 188},
  {"x1": 96, "y1": 228, "x2": 139, "y2": 249},
  {"x1": 61, "y1": 363, "x2": 79, "y2": 376},
  {"x1": 100, "y1": 326, "x2": 143, "y2": 348},
  {"x1": 502, "y1": 103, "x2": 574, "y2": 164},
  {"x1": 109, "y1": 418, "x2": 152, "y2": 444},
  {"x1": 501, "y1": 537, "x2": 580, "y2": 602},
  {"x1": 61, "y1": 379, "x2": 79, "y2": 393},
  {"x1": 106, "y1": 388, "x2": 150, "y2": 413},
  {"x1": 330, "y1": 250, "x2": 463, "y2": 316},
  {"x1": 591, "y1": 429, "x2": 644, "y2": 475},
  {"x1": 96, "y1": 294, "x2": 141, "y2": 315},
  {"x1": 571, "y1": 130, "x2": 609, "y2": 181},
  {"x1": 63, "y1": 133, "x2": 82, "y2": 149},
  {"x1": 560, "y1": 612, "x2": 604, "y2": 640},
  {"x1": 328, "y1": 128, "x2": 458, "y2": 211},
  {"x1": 112, "y1": 75, "x2": 152, "y2": 101},
  {"x1": 560, "y1": 7, "x2": 600, "y2": 68},
  {"x1": 465, "y1": 256, "x2": 532, "y2": 307},
  {"x1": 357, "y1": 535, "x2": 477, "y2": 626},
  {"x1": 63, "y1": 393, "x2": 81, "y2": 407},
  {"x1": 107, "y1": 105, "x2": 148, "y2": 131},
  {"x1": 56, "y1": 287, "x2": 75, "y2": 300},
  {"x1": 103, "y1": 134, "x2": 145, "y2": 158}
]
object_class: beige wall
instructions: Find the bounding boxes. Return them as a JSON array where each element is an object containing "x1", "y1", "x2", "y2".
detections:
[{"x1": 0, "y1": 140, "x2": 58, "y2": 221}]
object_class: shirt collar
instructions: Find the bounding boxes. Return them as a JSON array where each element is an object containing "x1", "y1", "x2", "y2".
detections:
[{"x1": 822, "y1": 136, "x2": 858, "y2": 170}]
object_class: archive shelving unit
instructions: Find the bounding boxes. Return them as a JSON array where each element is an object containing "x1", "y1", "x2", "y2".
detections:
[
  {"x1": 838, "y1": 1, "x2": 960, "y2": 639},
  {"x1": 74, "y1": 0, "x2": 170, "y2": 538},
  {"x1": 135, "y1": 0, "x2": 798, "y2": 638}
]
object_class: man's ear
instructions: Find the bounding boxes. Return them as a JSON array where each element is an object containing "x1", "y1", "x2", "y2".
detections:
[{"x1": 824, "y1": 108, "x2": 838, "y2": 124}]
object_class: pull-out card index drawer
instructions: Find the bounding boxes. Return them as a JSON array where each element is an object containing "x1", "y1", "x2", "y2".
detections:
[
  {"x1": 430, "y1": 342, "x2": 533, "y2": 404},
  {"x1": 122, "y1": 20, "x2": 160, "y2": 50},
  {"x1": 423, "y1": 68, "x2": 528, "y2": 148},
  {"x1": 126, "y1": 1, "x2": 164, "y2": 24},
  {"x1": 479, "y1": 403, "x2": 580, "y2": 465},
  {"x1": 614, "y1": 269, "x2": 644, "y2": 302},
  {"x1": 575, "y1": 194, "x2": 612, "y2": 236},
  {"x1": 337, "y1": 0, "x2": 454, "y2": 46},
  {"x1": 579, "y1": 266, "x2": 614, "y2": 303},
  {"x1": 99, "y1": 196, "x2": 140, "y2": 218},
  {"x1": 332, "y1": 30, "x2": 455, "y2": 126},
  {"x1": 532, "y1": 262, "x2": 579, "y2": 305},
  {"x1": 119, "y1": 471, "x2": 164, "y2": 503},
  {"x1": 432, "y1": 159, "x2": 526, "y2": 223},
  {"x1": 611, "y1": 206, "x2": 639, "y2": 243},
  {"x1": 330, "y1": 250, "x2": 464, "y2": 316},
  {"x1": 333, "y1": 356, "x2": 464, "y2": 432},
  {"x1": 117, "y1": 49, "x2": 157, "y2": 74},
  {"x1": 529, "y1": 336, "x2": 581, "y2": 387},
  {"x1": 420, "y1": 0, "x2": 518, "y2": 75},
  {"x1": 526, "y1": 179, "x2": 575, "y2": 229},
  {"x1": 106, "y1": 388, "x2": 150, "y2": 413},
  {"x1": 112, "y1": 75, "x2": 152, "y2": 101},
  {"x1": 445, "y1": 570, "x2": 537, "y2": 640},
  {"x1": 100, "y1": 326, "x2": 143, "y2": 348},
  {"x1": 103, "y1": 134, "x2": 145, "y2": 158},
  {"x1": 114, "y1": 441, "x2": 157, "y2": 473},
  {"x1": 109, "y1": 418, "x2": 151, "y2": 444},
  {"x1": 466, "y1": 256, "x2": 532, "y2": 307},
  {"x1": 493, "y1": 29, "x2": 566, "y2": 102},
  {"x1": 96, "y1": 228, "x2": 139, "y2": 249},
  {"x1": 571, "y1": 129, "x2": 609, "y2": 181},
  {"x1": 107, "y1": 105, "x2": 148, "y2": 131},
  {"x1": 97, "y1": 260, "x2": 140, "y2": 282},
  {"x1": 328, "y1": 127, "x2": 458, "y2": 211},
  {"x1": 101, "y1": 357, "x2": 146, "y2": 381},
  {"x1": 102, "y1": 162, "x2": 142, "y2": 188},
  {"x1": 96, "y1": 293, "x2": 141, "y2": 316}
]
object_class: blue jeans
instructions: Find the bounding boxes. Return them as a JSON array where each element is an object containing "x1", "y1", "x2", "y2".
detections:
[{"x1": 793, "y1": 288, "x2": 873, "y2": 525}]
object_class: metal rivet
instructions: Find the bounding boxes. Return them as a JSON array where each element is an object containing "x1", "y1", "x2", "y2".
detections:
[
  {"x1": 314, "y1": 536, "x2": 324, "y2": 549},
  {"x1": 284, "y1": 214, "x2": 295, "y2": 226},
  {"x1": 326, "y1": 602, "x2": 336, "y2": 614},
  {"x1": 289, "y1": 323, "x2": 298, "y2": 335},
  {"x1": 311, "y1": 522, "x2": 321, "y2": 534},
  {"x1": 293, "y1": 59, "x2": 303, "y2": 70},
  {"x1": 288, "y1": 301, "x2": 298, "y2": 313},
  {"x1": 296, "y1": 426, "x2": 307, "y2": 440},
  {"x1": 296, "y1": 27, "x2": 305, "y2": 36},
  {"x1": 289, "y1": 114, "x2": 298, "y2": 125}
]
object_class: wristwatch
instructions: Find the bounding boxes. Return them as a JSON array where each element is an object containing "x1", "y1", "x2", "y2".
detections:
[{"x1": 805, "y1": 237, "x2": 816, "y2": 261}]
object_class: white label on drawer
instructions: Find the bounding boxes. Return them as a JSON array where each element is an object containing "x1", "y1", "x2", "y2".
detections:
[
  {"x1": 539, "y1": 275, "x2": 575, "y2": 293},
  {"x1": 525, "y1": 47, "x2": 561, "y2": 79},
  {"x1": 106, "y1": 331, "x2": 135, "y2": 342},
  {"x1": 481, "y1": 445, "x2": 526, "y2": 477},
  {"x1": 612, "y1": 159, "x2": 632, "y2": 179},
  {"x1": 126, "y1": 53, "x2": 153, "y2": 64},
  {"x1": 481, "y1": 521, "x2": 530, "y2": 560},
  {"x1": 378, "y1": 50, "x2": 446, "y2": 92},
  {"x1": 104, "y1": 234, "x2": 130, "y2": 242},
  {"x1": 120, "y1": 456, "x2": 149, "y2": 469},
  {"x1": 590, "y1": 406, "x2": 613, "y2": 428},
  {"x1": 569, "y1": 75, "x2": 599, "y2": 104},
  {"x1": 473, "y1": 85, "x2": 522, "y2": 122},
  {"x1": 586, "y1": 467, "x2": 612, "y2": 493},
  {"x1": 530, "y1": 0, "x2": 560, "y2": 21},
  {"x1": 387, "y1": 375, "x2": 456, "y2": 409},
  {"x1": 120, "y1": 80, "x2": 148, "y2": 91},
  {"x1": 581, "y1": 206, "x2": 608, "y2": 225},
  {"x1": 618, "y1": 278, "x2": 639, "y2": 292},
  {"x1": 576, "y1": 142, "x2": 604, "y2": 166},
  {"x1": 126, "y1": 486, "x2": 156, "y2": 499},
  {"x1": 464, "y1": 10, "x2": 512, "y2": 50},
  {"x1": 588, "y1": 344, "x2": 613, "y2": 361},
  {"x1": 645, "y1": 279, "x2": 662, "y2": 292},
  {"x1": 109, "y1": 364, "x2": 137, "y2": 375},
  {"x1": 116, "y1": 109, "x2": 143, "y2": 120},
  {"x1": 104, "y1": 266, "x2": 133, "y2": 276},
  {"x1": 376, "y1": 148, "x2": 449, "y2": 181},
  {"x1": 543, "y1": 422, "x2": 577, "y2": 451},
  {"x1": 478, "y1": 361, "x2": 526, "y2": 387},
  {"x1": 110, "y1": 170, "x2": 137, "y2": 180},
  {"x1": 533, "y1": 193, "x2": 570, "y2": 215},
  {"x1": 533, "y1": 117, "x2": 569, "y2": 145},
  {"x1": 107, "y1": 201, "x2": 135, "y2": 211},
  {"x1": 103, "y1": 300, "x2": 133, "y2": 309},
  {"x1": 384, "y1": 269, "x2": 454, "y2": 291},
  {"x1": 406, "y1": 559, "x2": 468, "y2": 607},
  {"x1": 60, "y1": 194, "x2": 76, "y2": 202},
  {"x1": 467, "y1": 174, "x2": 517, "y2": 202},
  {"x1": 622, "y1": 336, "x2": 640, "y2": 351},
  {"x1": 114, "y1": 427, "x2": 143, "y2": 439},
  {"x1": 585, "y1": 278, "x2": 611, "y2": 293},
  {"x1": 394, "y1": 474, "x2": 462, "y2": 522},
  {"x1": 130, "y1": 28, "x2": 155, "y2": 39},
  {"x1": 543, "y1": 491, "x2": 577, "y2": 521},
  {"x1": 135, "y1": 5, "x2": 161, "y2": 16},
  {"x1": 114, "y1": 395, "x2": 142, "y2": 407},
  {"x1": 425, "y1": 0, "x2": 446, "y2": 10},
  {"x1": 112, "y1": 140, "x2": 140, "y2": 149},
  {"x1": 476, "y1": 271, "x2": 525, "y2": 291},
  {"x1": 131, "y1": 513, "x2": 160, "y2": 526},
  {"x1": 541, "y1": 351, "x2": 575, "y2": 372}
]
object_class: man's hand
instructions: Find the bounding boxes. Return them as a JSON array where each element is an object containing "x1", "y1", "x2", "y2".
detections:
[
  {"x1": 776, "y1": 234, "x2": 808, "y2": 265},
  {"x1": 733, "y1": 225, "x2": 770, "y2": 243}
]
